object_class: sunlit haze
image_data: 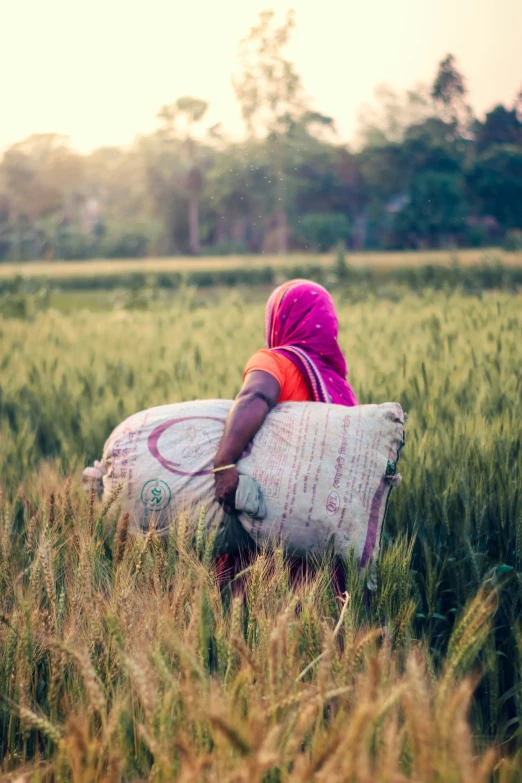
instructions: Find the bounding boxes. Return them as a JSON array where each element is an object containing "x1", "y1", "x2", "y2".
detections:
[{"x1": 3, "y1": 0, "x2": 522, "y2": 153}]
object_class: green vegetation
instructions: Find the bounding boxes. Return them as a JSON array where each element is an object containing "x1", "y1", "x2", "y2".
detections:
[
  {"x1": 1, "y1": 247, "x2": 521, "y2": 282},
  {"x1": 1, "y1": 286, "x2": 522, "y2": 779},
  {"x1": 1, "y1": 13, "x2": 522, "y2": 261},
  {"x1": 0, "y1": 251, "x2": 521, "y2": 314}
]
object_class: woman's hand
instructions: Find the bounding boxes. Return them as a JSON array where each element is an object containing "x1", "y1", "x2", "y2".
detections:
[{"x1": 214, "y1": 466, "x2": 240, "y2": 514}]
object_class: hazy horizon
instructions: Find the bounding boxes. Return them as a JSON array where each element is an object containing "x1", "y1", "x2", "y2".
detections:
[{"x1": 3, "y1": 0, "x2": 522, "y2": 154}]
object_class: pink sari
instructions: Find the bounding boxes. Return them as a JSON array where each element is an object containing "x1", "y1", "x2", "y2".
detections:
[{"x1": 265, "y1": 280, "x2": 357, "y2": 407}]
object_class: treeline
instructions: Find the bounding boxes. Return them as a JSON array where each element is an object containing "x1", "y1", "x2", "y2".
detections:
[{"x1": 1, "y1": 11, "x2": 522, "y2": 261}]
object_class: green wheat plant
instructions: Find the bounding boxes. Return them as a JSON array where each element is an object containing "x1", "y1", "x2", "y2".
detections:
[{"x1": 1, "y1": 288, "x2": 522, "y2": 780}]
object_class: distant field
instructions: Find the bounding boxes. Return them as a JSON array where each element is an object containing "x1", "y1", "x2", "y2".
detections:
[{"x1": 0, "y1": 247, "x2": 520, "y2": 280}]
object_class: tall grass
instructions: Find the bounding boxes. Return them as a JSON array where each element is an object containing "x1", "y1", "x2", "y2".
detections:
[{"x1": 1, "y1": 289, "x2": 522, "y2": 779}]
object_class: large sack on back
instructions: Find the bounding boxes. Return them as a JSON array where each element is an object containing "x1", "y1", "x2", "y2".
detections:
[{"x1": 93, "y1": 400, "x2": 405, "y2": 565}]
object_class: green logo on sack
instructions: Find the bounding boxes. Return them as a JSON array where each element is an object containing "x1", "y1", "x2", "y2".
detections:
[{"x1": 141, "y1": 479, "x2": 172, "y2": 511}]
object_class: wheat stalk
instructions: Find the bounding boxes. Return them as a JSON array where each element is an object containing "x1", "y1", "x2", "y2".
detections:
[
  {"x1": 125, "y1": 652, "x2": 158, "y2": 727},
  {"x1": 47, "y1": 492, "x2": 56, "y2": 529},
  {"x1": 98, "y1": 481, "x2": 123, "y2": 525},
  {"x1": 135, "y1": 521, "x2": 156, "y2": 576},
  {"x1": 114, "y1": 511, "x2": 130, "y2": 565},
  {"x1": 40, "y1": 540, "x2": 57, "y2": 627},
  {"x1": 87, "y1": 487, "x2": 96, "y2": 535},
  {"x1": 195, "y1": 506, "x2": 207, "y2": 559},
  {"x1": 19, "y1": 706, "x2": 63, "y2": 743}
]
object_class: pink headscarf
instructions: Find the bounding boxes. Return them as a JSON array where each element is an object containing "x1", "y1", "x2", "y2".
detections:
[{"x1": 265, "y1": 280, "x2": 358, "y2": 407}]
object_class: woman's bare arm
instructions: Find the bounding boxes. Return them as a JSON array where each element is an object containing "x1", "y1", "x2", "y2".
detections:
[{"x1": 214, "y1": 370, "x2": 280, "y2": 513}]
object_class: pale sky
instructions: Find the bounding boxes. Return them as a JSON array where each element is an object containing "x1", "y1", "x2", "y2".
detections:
[{"x1": 2, "y1": 0, "x2": 521, "y2": 153}]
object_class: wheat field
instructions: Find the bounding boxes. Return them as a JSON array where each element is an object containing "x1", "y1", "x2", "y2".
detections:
[{"x1": 1, "y1": 288, "x2": 522, "y2": 781}]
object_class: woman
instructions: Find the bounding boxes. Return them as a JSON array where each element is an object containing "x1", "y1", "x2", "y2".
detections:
[{"x1": 214, "y1": 279, "x2": 357, "y2": 514}]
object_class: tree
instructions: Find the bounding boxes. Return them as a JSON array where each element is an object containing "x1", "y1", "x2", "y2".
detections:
[
  {"x1": 1, "y1": 45, "x2": 521, "y2": 259},
  {"x1": 356, "y1": 84, "x2": 434, "y2": 147},
  {"x1": 392, "y1": 171, "x2": 467, "y2": 248},
  {"x1": 0, "y1": 134, "x2": 86, "y2": 259},
  {"x1": 515, "y1": 84, "x2": 522, "y2": 122},
  {"x1": 467, "y1": 145, "x2": 522, "y2": 229},
  {"x1": 431, "y1": 54, "x2": 472, "y2": 135},
  {"x1": 141, "y1": 134, "x2": 190, "y2": 255},
  {"x1": 203, "y1": 139, "x2": 271, "y2": 251},
  {"x1": 83, "y1": 145, "x2": 148, "y2": 223},
  {"x1": 0, "y1": 134, "x2": 82, "y2": 224},
  {"x1": 295, "y1": 212, "x2": 351, "y2": 251},
  {"x1": 157, "y1": 96, "x2": 209, "y2": 254},
  {"x1": 291, "y1": 143, "x2": 365, "y2": 241},
  {"x1": 232, "y1": 10, "x2": 305, "y2": 138},
  {"x1": 476, "y1": 105, "x2": 522, "y2": 151},
  {"x1": 233, "y1": 10, "x2": 312, "y2": 252}
]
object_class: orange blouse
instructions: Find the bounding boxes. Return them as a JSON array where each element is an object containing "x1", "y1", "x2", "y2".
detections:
[{"x1": 243, "y1": 349, "x2": 312, "y2": 403}]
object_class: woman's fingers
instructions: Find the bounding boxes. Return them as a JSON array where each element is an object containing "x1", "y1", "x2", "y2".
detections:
[
  {"x1": 221, "y1": 485, "x2": 237, "y2": 512},
  {"x1": 214, "y1": 468, "x2": 240, "y2": 512}
]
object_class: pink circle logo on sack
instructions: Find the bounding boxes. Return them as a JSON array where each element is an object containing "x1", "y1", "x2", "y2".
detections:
[
  {"x1": 326, "y1": 491, "x2": 340, "y2": 516},
  {"x1": 148, "y1": 416, "x2": 252, "y2": 477}
]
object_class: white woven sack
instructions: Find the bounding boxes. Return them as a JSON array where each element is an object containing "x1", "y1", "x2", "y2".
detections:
[{"x1": 92, "y1": 399, "x2": 405, "y2": 565}]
